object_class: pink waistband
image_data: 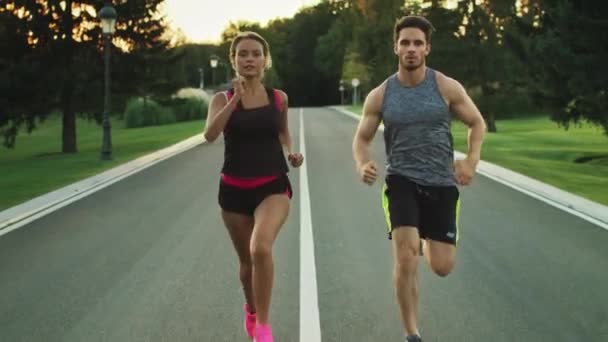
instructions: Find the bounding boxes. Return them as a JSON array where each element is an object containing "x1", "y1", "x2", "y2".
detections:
[{"x1": 221, "y1": 173, "x2": 279, "y2": 189}]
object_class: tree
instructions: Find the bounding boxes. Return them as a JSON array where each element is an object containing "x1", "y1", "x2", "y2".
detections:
[
  {"x1": 314, "y1": 15, "x2": 352, "y2": 92},
  {"x1": 0, "y1": 8, "x2": 55, "y2": 148},
  {"x1": 418, "y1": 0, "x2": 469, "y2": 82},
  {"x1": 523, "y1": 0, "x2": 608, "y2": 135},
  {"x1": 351, "y1": 0, "x2": 405, "y2": 87},
  {"x1": 314, "y1": 2, "x2": 357, "y2": 103},
  {"x1": 0, "y1": 0, "x2": 172, "y2": 151},
  {"x1": 277, "y1": 3, "x2": 337, "y2": 106},
  {"x1": 0, "y1": 0, "x2": 100, "y2": 151},
  {"x1": 114, "y1": 0, "x2": 176, "y2": 103},
  {"x1": 220, "y1": 4, "x2": 338, "y2": 106},
  {"x1": 341, "y1": 47, "x2": 371, "y2": 95},
  {"x1": 454, "y1": 0, "x2": 521, "y2": 132}
]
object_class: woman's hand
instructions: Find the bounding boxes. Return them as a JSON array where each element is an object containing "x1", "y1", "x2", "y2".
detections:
[
  {"x1": 288, "y1": 153, "x2": 304, "y2": 168},
  {"x1": 232, "y1": 76, "x2": 245, "y2": 101}
]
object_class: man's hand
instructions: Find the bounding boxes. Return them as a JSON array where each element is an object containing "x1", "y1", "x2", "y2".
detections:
[
  {"x1": 358, "y1": 161, "x2": 378, "y2": 185},
  {"x1": 288, "y1": 152, "x2": 304, "y2": 168},
  {"x1": 454, "y1": 158, "x2": 477, "y2": 185}
]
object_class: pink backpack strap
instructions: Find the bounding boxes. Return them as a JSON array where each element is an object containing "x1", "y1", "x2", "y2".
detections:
[
  {"x1": 273, "y1": 89, "x2": 283, "y2": 112},
  {"x1": 224, "y1": 89, "x2": 238, "y2": 112},
  {"x1": 225, "y1": 89, "x2": 233, "y2": 102}
]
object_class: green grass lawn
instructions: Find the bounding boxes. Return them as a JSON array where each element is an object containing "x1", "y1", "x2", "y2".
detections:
[
  {"x1": 346, "y1": 106, "x2": 608, "y2": 205},
  {"x1": 1, "y1": 117, "x2": 205, "y2": 210}
]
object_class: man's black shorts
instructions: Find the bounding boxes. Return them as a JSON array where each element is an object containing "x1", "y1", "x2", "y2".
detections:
[{"x1": 382, "y1": 174, "x2": 460, "y2": 244}]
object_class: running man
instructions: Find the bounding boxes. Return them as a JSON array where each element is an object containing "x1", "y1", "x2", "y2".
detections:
[
  {"x1": 352, "y1": 16, "x2": 486, "y2": 342},
  {"x1": 204, "y1": 31, "x2": 303, "y2": 342}
]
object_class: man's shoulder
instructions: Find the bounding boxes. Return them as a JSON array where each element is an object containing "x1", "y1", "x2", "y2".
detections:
[
  {"x1": 369, "y1": 78, "x2": 392, "y2": 101},
  {"x1": 363, "y1": 83, "x2": 385, "y2": 113},
  {"x1": 433, "y1": 69, "x2": 458, "y2": 87},
  {"x1": 433, "y1": 69, "x2": 465, "y2": 99}
]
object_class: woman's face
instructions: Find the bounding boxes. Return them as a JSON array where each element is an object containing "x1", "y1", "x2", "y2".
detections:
[{"x1": 234, "y1": 39, "x2": 266, "y2": 78}]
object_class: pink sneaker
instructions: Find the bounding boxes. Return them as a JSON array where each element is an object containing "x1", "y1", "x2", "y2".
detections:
[
  {"x1": 243, "y1": 303, "x2": 256, "y2": 339},
  {"x1": 254, "y1": 323, "x2": 273, "y2": 342}
]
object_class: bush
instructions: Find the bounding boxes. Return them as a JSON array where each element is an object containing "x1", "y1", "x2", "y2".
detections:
[
  {"x1": 157, "y1": 108, "x2": 177, "y2": 125},
  {"x1": 174, "y1": 87, "x2": 212, "y2": 103},
  {"x1": 162, "y1": 97, "x2": 208, "y2": 122},
  {"x1": 124, "y1": 97, "x2": 177, "y2": 128},
  {"x1": 472, "y1": 91, "x2": 540, "y2": 120}
]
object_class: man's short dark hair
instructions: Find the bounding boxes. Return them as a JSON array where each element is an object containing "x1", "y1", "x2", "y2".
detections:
[{"x1": 394, "y1": 16, "x2": 435, "y2": 43}]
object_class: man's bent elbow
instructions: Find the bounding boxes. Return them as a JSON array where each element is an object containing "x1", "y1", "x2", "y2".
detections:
[
  {"x1": 470, "y1": 116, "x2": 487, "y2": 133},
  {"x1": 352, "y1": 136, "x2": 362, "y2": 153},
  {"x1": 479, "y1": 117, "x2": 488, "y2": 133},
  {"x1": 353, "y1": 134, "x2": 371, "y2": 149}
]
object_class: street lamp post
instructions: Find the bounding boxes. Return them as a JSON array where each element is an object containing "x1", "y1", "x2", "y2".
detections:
[
  {"x1": 351, "y1": 78, "x2": 360, "y2": 107},
  {"x1": 224, "y1": 64, "x2": 230, "y2": 84},
  {"x1": 199, "y1": 67, "x2": 205, "y2": 89},
  {"x1": 209, "y1": 55, "x2": 218, "y2": 87},
  {"x1": 209, "y1": 55, "x2": 230, "y2": 87},
  {"x1": 100, "y1": 1, "x2": 117, "y2": 161}
]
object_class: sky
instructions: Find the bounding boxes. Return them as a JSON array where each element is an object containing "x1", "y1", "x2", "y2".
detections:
[{"x1": 163, "y1": 0, "x2": 321, "y2": 44}]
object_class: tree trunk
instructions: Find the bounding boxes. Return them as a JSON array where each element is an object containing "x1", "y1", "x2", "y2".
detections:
[
  {"x1": 481, "y1": 84, "x2": 498, "y2": 133},
  {"x1": 486, "y1": 111, "x2": 497, "y2": 133},
  {"x1": 61, "y1": 83, "x2": 77, "y2": 153},
  {"x1": 60, "y1": 0, "x2": 77, "y2": 153}
]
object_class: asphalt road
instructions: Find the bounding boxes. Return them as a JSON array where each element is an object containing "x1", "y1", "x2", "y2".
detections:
[{"x1": 1, "y1": 107, "x2": 606, "y2": 342}]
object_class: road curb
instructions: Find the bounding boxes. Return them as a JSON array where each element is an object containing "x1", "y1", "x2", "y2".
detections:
[
  {"x1": 0, "y1": 134, "x2": 207, "y2": 236},
  {"x1": 330, "y1": 105, "x2": 608, "y2": 230}
]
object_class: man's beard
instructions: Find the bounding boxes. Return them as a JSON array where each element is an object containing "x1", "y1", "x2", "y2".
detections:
[{"x1": 402, "y1": 58, "x2": 424, "y2": 71}]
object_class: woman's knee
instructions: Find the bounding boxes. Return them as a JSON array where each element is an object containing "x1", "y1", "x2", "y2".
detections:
[
  {"x1": 249, "y1": 197, "x2": 289, "y2": 262},
  {"x1": 250, "y1": 239, "x2": 273, "y2": 262}
]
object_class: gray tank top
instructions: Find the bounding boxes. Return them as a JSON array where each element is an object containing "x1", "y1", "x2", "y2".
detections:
[{"x1": 380, "y1": 68, "x2": 456, "y2": 186}]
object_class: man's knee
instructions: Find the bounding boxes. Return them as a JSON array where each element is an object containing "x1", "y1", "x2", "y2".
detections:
[
  {"x1": 394, "y1": 244, "x2": 419, "y2": 278},
  {"x1": 425, "y1": 240, "x2": 456, "y2": 277},
  {"x1": 430, "y1": 258, "x2": 455, "y2": 277}
]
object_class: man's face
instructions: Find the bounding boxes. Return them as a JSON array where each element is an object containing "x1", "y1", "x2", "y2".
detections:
[
  {"x1": 234, "y1": 39, "x2": 266, "y2": 78},
  {"x1": 394, "y1": 27, "x2": 430, "y2": 71}
]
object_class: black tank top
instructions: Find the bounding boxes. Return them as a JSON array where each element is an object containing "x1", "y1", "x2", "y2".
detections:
[{"x1": 221, "y1": 87, "x2": 289, "y2": 177}]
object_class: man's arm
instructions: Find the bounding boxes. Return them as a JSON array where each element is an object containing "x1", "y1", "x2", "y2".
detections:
[
  {"x1": 352, "y1": 84, "x2": 384, "y2": 180},
  {"x1": 443, "y1": 77, "x2": 486, "y2": 167}
]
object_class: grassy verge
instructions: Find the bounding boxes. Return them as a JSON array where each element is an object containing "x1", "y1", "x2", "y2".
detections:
[
  {"x1": 347, "y1": 105, "x2": 362, "y2": 114},
  {"x1": 345, "y1": 106, "x2": 608, "y2": 205},
  {"x1": 1, "y1": 117, "x2": 205, "y2": 210}
]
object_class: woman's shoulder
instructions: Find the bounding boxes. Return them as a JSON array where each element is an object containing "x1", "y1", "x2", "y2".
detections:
[{"x1": 271, "y1": 88, "x2": 288, "y2": 107}]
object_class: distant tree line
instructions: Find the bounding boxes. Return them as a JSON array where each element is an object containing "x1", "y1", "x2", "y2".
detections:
[{"x1": 1, "y1": 0, "x2": 606, "y2": 153}]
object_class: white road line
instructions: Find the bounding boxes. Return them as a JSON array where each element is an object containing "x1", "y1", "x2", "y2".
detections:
[
  {"x1": 475, "y1": 168, "x2": 608, "y2": 230},
  {"x1": 299, "y1": 108, "x2": 322, "y2": 342}
]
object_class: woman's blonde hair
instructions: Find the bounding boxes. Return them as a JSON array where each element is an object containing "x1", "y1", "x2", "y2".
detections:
[{"x1": 229, "y1": 31, "x2": 273, "y2": 70}]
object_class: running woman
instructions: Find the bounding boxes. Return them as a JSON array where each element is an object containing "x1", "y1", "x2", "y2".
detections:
[{"x1": 204, "y1": 31, "x2": 303, "y2": 342}]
